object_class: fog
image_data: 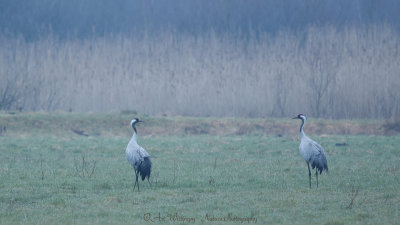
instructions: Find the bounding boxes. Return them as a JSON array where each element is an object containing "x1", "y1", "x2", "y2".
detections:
[{"x1": 1, "y1": 0, "x2": 399, "y2": 118}]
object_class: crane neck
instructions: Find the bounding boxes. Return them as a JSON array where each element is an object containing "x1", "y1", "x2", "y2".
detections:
[
  {"x1": 131, "y1": 126, "x2": 138, "y2": 142},
  {"x1": 300, "y1": 118, "x2": 306, "y2": 138}
]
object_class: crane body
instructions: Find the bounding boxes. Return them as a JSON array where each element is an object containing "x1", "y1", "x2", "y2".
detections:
[
  {"x1": 293, "y1": 114, "x2": 328, "y2": 188},
  {"x1": 126, "y1": 118, "x2": 151, "y2": 191}
]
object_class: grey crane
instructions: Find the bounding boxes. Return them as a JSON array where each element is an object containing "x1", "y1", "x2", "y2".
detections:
[
  {"x1": 292, "y1": 114, "x2": 328, "y2": 188},
  {"x1": 126, "y1": 118, "x2": 152, "y2": 191}
]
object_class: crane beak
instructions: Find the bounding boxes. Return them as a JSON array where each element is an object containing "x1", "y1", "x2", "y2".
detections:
[{"x1": 292, "y1": 116, "x2": 298, "y2": 119}]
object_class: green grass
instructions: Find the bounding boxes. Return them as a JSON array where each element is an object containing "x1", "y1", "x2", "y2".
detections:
[{"x1": 0, "y1": 113, "x2": 399, "y2": 224}]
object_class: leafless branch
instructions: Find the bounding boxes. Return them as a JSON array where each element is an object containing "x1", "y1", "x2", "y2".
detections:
[{"x1": 346, "y1": 186, "x2": 360, "y2": 209}]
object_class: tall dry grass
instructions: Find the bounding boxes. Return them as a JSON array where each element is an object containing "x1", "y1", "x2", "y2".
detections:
[{"x1": 1, "y1": 26, "x2": 399, "y2": 119}]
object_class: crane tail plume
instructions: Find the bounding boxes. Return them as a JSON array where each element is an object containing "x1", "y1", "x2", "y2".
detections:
[
  {"x1": 311, "y1": 154, "x2": 328, "y2": 174},
  {"x1": 139, "y1": 157, "x2": 152, "y2": 181}
]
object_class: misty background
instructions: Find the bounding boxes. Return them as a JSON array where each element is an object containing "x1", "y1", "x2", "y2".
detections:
[{"x1": 1, "y1": 0, "x2": 399, "y2": 119}]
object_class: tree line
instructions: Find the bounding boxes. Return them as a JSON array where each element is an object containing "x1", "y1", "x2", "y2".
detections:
[{"x1": 1, "y1": 25, "x2": 399, "y2": 119}]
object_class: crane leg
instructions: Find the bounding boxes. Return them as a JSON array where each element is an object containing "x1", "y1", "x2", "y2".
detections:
[
  {"x1": 307, "y1": 163, "x2": 311, "y2": 189},
  {"x1": 315, "y1": 169, "x2": 318, "y2": 188},
  {"x1": 147, "y1": 177, "x2": 152, "y2": 187},
  {"x1": 136, "y1": 174, "x2": 140, "y2": 191},
  {"x1": 133, "y1": 171, "x2": 137, "y2": 190},
  {"x1": 133, "y1": 170, "x2": 139, "y2": 191}
]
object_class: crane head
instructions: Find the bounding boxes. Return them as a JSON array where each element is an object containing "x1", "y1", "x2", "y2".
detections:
[
  {"x1": 130, "y1": 118, "x2": 142, "y2": 128},
  {"x1": 292, "y1": 114, "x2": 306, "y2": 120}
]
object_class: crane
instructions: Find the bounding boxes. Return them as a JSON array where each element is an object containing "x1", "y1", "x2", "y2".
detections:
[
  {"x1": 292, "y1": 114, "x2": 328, "y2": 188},
  {"x1": 126, "y1": 118, "x2": 152, "y2": 191}
]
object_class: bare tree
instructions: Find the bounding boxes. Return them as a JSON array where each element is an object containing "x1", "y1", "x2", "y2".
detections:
[
  {"x1": 302, "y1": 27, "x2": 342, "y2": 118},
  {"x1": 0, "y1": 57, "x2": 31, "y2": 111}
]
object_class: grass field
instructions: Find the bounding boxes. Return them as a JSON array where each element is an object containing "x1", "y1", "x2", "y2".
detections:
[{"x1": 0, "y1": 113, "x2": 399, "y2": 224}]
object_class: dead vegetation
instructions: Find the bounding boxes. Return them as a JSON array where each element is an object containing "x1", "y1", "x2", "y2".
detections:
[
  {"x1": 71, "y1": 128, "x2": 89, "y2": 137},
  {"x1": 346, "y1": 186, "x2": 360, "y2": 210},
  {"x1": 382, "y1": 119, "x2": 400, "y2": 135},
  {"x1": 0, "y1": 125, "x2": 6, "y2": 136},
  {"x1": 74, "y1": 155, "x2": 96, "y2": 178},
  {"x1": 1, "y1": 26, "x2": 399, "y2": 119},
  {"x1": 0, "y1": 113, "x2": 393, "y2": 137}
]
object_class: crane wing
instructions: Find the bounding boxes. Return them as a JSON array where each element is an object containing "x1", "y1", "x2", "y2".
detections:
[
  {"x1": 308, "y1": 141, "x2": 325, "y2": 156},
  {"x1": 308, "y1": 140, "x2": 328, "y2": 173},
  {"x1": 137, "y1": 146, "x2": 150, "y2": 159},
  {"x1": 126, "y1": 146, "x2": 150, "y2": 169}
]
